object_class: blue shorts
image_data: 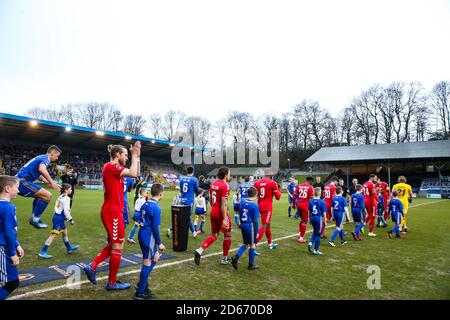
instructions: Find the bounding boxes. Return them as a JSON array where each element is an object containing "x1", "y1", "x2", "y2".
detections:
[
  {"x1": 391, "y1": 213, "x2": 401, "y2": 225},
  {"x1": 138, "y1": 229, "x2": 158, "y2": 260},
  {"x1": 240, "y1": 223, "x2": 256, "y2": 245},
  {"x1": 310, "y1": 216, "x2": 323, "y2": 235},
  {"x1": 352, "y1": 210, "x2": 365, "y2": 223},
  {"x1": 0, "y1": 246, "x2": 18, "y2": 283},
  {"x1": 333, "y1": 213, "x2": 344, "y2": 228},
  {"x1": 122, "y1": 204, "x2": 130, "y2": 226},
  {"x1": 133, "y1": 210, "x2": 141, "y2": 223},
  {"x1": 51, "y1": 214, "x2": 67, "y2": 234},
  {"x1": 195, "y1": 207, "x2": 205, "y2": 215},
  {"x1": 18, "y1": 179, "x2": 42, "y2": 197},
  {"x1": 233, "y1": 203, "x2": 240, "y2": 213}
]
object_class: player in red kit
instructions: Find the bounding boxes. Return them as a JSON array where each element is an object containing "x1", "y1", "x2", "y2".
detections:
[
  {"x1": 292, "y1": 176, "x2": 314, "y2": 243},
  {"x1": 194, "y1": 167, "x2": 232, "y2": 266},
  {"x1": 363, "y1": 173, "x2": 379, "y2": 237},
  {"x1": 254, "y1": 176, "x2": 282, "y2": 249},
  {"x1": 84, "y1": 142, "x2": 141, "y2": 290},
  {"x1": 375, "y1": 177, "x2": 390, "y2": 222},
  {"x1": 321, "y1": 176, "x2": 338, "y2": 238}
]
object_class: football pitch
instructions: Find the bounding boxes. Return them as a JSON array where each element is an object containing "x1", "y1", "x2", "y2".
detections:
[{"x1": 9, "y1": 189, "x2": 450, "y2": 300}]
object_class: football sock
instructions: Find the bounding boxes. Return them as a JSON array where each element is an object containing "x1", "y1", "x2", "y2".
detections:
[
  {"x1": 321, "y1": 220, "x2": 326, "y2": 237},
  {"x1": 90, "y1": 244, "x2": 111, "y2": 270},
  {"x1": 300, "y1": 222, "x2": 307, "y2": 238},
  {"x1": 249, "y1": 248, "x2": 256, "y2": 266},
  {"x1": 314, "y1": 234, "x2": 321, "y2": 251},
  {"x1": 108, "y1": 249, "x2": 122, "y2": 284},
  {"x1": 137, "y1": 261, "x2": 156, "y2": 294},
  {"x1": 339, "y1": 230, "x2": 345, "y2": 242},
  {"x1": 223, "y1": 236, "x2": 232, "y2": 257},
  {"x1": 236, "y1": 244, "x2": 246, "y2": 259},
  {"x1": 294, "y1": 211, "x2": 300, "y2": 219},
  {"x1": 33, "y1": 198, "x2": 49, "y2": 219},
  {"x1": 309, "y1": 233, "x2": 316, "y2": 245},
  {"x1": 189, "y1": 221, "x2": 195, "y2": 234},
  {"x1": 330, "y1": 229, "x2": 339, "y2": 242},
  {"x1": 201, "y1": 235, "x2": 217, "y2": 250},
  {"x1": 128, "y1": 224, "x2": 138, "y2": 240},
  {"x1": 257, "y1": 226, "x2": 265, "y2": 242},
  {"x1": 199, "y1": 219, "x2": 205, "y2": 232},
  {"x1": 41, "y1": 244, "x2": 50, "y2": 252},
  {"x1": 265, "y1": 227, "x2": 272, "y2": 245},
  {"x1": 63, "y1": 236, "x2": 71, "y2": 249},
  {"x1": 193, "y1": 216, "x2": 199, "y2": 232},
  {"x1": 288, "y1": 206, "x2": 291, "y2": 216}
]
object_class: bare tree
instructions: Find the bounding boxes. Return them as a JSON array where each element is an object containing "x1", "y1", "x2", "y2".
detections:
[
  {"x1": 338, "y1": 107, "x2": 355, "y2": 146},
  {"x1": 162, "y1": 110, "x2": 186, "y2": 141},
  {"x1": 122, "y1": 114, "x2": 146, "y2": 136},
  {"x1": 148, "y1": 113, "x2": 163, "y2": 139},
  {"x1": 430, "y1": 80, "x2": 450, "y2": 139},
  {"x1": 351, "y1": 95, "x2": 373, "y2": 145}
]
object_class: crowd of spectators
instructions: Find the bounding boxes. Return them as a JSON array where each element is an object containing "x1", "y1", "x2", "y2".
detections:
[{"x1": 0, "y1": 143, "x2": 180, "y2": 183}]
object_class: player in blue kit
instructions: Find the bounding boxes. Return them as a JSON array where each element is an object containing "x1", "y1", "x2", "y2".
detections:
[
  {"x1": 0, "y1": 176, "x2": 24, "y2": 300},
  {"x1": 350, "y1": 184, "x2": 366, "y2": 241},
  {"x1": 232, "y1": 192, "x2": 241, "y2": 227},
  {"x1": 286, "y1": 177, "x2": 297, "y2": 218},
  {"x1": 168, "y1": 167, "x2": 201, "y2": 237},
  {"x1": 231, "y1": 187, "x2": 260, "y2": 270},
  {"x1": 237, "y1": 177, "x2": 251, "y2": 200},
  {"x1": 122, "y1": 177, "x2": 134, "y2": 229},
  {"x1": 308, "y1": 187, "x2": 327, "y2": 255},
  {"x1": 127, "y1": 187, "x2": 148, "y2": 244},
  {"x1": 134, "y1": 183, "x2": 166, "y2": 300},
  {"x1": 387, "y1": 191, "x2": 405, "y2": 239},
  {"x1": 376, "y1": 188, "x2": 388, "y2": 228},
  {"x1": 328, "y1": 186, "x2": 349, "y2": 247},
  {"x1": 16, "y1": 145, "x2": 62, "y2": 229}
]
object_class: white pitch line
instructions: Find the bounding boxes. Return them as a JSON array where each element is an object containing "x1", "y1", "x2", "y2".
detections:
[{"x1": 8, "y1": 199, "x2": 447, "y2": 300}]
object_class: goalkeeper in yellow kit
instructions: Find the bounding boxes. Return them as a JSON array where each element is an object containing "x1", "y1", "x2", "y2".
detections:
[{"x1": 392, "y1": 176, "x2": 412, "y2": 233}]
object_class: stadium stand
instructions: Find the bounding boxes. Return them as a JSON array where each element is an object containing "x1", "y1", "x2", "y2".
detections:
[{"x1": 0, "y1": 112, "x2": 201, "y2": 188}]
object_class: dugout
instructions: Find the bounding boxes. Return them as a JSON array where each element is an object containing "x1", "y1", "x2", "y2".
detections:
[{"x1": 305, "y1": 140, "x2": 450, "y2": 197}]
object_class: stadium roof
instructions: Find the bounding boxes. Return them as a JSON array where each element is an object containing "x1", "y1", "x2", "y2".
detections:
[
  {"x1": 305, "y1": 140, "x2": 450, "y2": 164},
  {"x1": 0, "y1": 112, "x2": 204, "y2": 159}
]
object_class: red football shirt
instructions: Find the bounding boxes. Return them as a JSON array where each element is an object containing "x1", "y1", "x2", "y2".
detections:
[
  {"x1": 102, "y1": 162, "x2": 126, "y2": 212},
  {"x1": 324, "y1": 183, "x2": 336, "y2": 205},
  {"x1": 293, "y1": 183, "x2": 314, "y2": 209},
  {"x1": 363, "y1": 181, "x2": 378, "y2": 204},
  {"x1": 254, "y1": 178, "x2": 282, "y2": 212},
  {"x1": 376, "y1": 181, "x2": 390, "y2": 202},
  {"x1": 210, "y1": 179, "x2": 230, "y2": 210}
]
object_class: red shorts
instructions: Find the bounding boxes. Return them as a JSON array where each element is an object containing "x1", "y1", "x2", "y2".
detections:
[
  {"x1": 260, "y1": 211, "x2": 273, "y2": 225},
  {"x1": 297, "y1": 206, "x2": 309, "y2": 222},
  {"x1": 210, "y1": 207, "x2": 232, "y2": 234},
  {"x1": 101, "y1": 209, "x2": 125, "y2": 244}
]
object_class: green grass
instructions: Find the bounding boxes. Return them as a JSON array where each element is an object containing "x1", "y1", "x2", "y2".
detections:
[{"x1": 9, "y1": 189, "x2": 450, "y2": 300}]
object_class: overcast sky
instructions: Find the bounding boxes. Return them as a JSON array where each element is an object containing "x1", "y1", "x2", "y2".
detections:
[{"x1": 0, "y1": 0, "x2": 449, "y2": 121}]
